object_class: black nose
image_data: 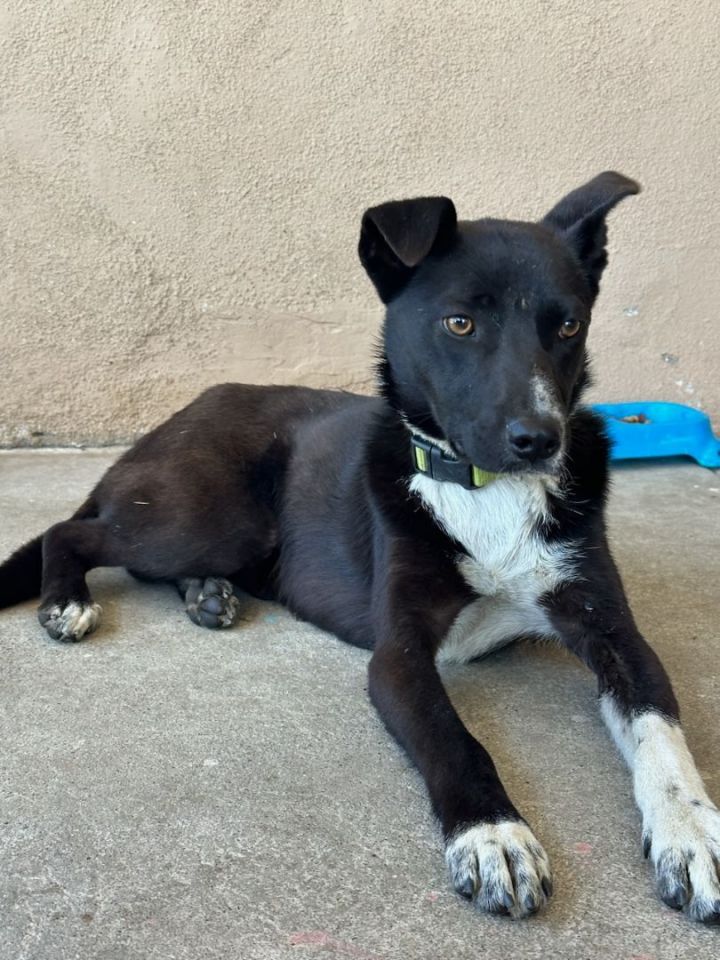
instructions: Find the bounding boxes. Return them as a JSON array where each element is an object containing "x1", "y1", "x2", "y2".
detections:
[{"x1": 506, "y1": 418, "x2": 561, "y2": 462}]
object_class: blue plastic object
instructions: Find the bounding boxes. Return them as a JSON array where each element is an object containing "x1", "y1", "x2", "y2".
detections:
[{"x1": 592, "y1": 402, "x2": 720, "y2": 468}]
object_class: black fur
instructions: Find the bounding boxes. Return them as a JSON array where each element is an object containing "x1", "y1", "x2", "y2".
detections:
[{"x1": 2, "y1": 171, "x2": 702, "y2": 920}]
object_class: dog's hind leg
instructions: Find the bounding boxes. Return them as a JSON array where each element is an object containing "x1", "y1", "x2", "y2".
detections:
[
  {"x1": 176, "y1": 577, "x2": 241, "y2": 629},
  {"x1": 38, "y1": 518, "x2": 108, "y2": 642}
]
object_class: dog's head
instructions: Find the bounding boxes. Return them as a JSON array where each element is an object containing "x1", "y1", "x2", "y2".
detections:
[{"x1": 359, "y1": 172, "x2": 639, "y2": 474}]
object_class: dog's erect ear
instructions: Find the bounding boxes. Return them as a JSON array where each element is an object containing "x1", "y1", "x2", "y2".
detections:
[
  {"x1": 542, "y1": 171, "x2": 640, "y2": 298},
  {"x1": 359, "y1": 196, "x2": 457, "y2": 302}
]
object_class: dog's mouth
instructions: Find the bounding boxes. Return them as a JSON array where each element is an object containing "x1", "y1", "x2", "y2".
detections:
[
  {"x1": 404, "y1": 413, "x2": 565, "y2": 479},
  {"x1": 418, "y1": 400, "x2": 566, "y2": 477},
  {"x1": 445, "y1": 438, "x2": 467, "y2": 461},
  {"x1": 449, "y1": 435, "x2": 565, "y2": 478}
]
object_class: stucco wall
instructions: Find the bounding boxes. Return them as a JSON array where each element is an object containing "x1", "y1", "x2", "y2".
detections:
[{"x1": 1, "y1": 0, "x2": 718, "y2": 446}]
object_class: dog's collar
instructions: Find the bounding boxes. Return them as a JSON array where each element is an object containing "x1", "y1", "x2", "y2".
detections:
[{"x1": 410, "y1": 435, "x2": 499, "y2": 489}]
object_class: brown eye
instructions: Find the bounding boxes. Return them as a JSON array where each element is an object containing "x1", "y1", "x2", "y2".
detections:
[
  {"x1": 443, "y1": 315, "x2": 475, "y2": 337},
  {"x1": 559, "y1": 318, "x2": 582, "y2": 339}
]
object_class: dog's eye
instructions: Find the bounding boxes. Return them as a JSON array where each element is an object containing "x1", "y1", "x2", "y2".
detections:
[
  {"x1": 443, "y1": 315, "x2": 475, "y2": 337},
  {"x1": 559, "y1": 318, "x2": 582, "y2": 339}
]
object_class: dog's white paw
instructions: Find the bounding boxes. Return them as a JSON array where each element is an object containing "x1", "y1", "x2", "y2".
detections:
[
  {"x1": 445, "y1": 819, "x2": 552, "y2": 918},
  {"x1": 644, "y1": 797, "x2": 720, "y2": 922},
  {"x1": 38, "y1": 600, "x2": 102, "y2": 643}
]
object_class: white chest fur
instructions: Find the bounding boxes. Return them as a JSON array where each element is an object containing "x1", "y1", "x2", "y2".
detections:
[{"x1": 409, "y1": 473, "x2": 577, "y2": 664}]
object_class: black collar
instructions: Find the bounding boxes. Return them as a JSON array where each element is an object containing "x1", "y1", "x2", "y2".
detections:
[{"x1": 410, "y1": 435, "x2": 499, "y2": 490}]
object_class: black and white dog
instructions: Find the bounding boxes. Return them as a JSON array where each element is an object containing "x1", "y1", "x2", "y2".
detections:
[{"x1": 2, "y1": 172, "x2": 719, "y2": 921}]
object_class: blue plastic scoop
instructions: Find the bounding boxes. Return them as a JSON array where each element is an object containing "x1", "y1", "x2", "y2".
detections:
[{"x1": 592, "y1": 402, "x2": 720, "y2": 468}]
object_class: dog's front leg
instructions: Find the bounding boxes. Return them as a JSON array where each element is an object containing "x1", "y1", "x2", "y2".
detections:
[
  {"x1": 368, "y1": 552, "x2": 552, "y2": 918},
  {"x1": 546, "y1": 552, "x2": 720, "y2": 923}
]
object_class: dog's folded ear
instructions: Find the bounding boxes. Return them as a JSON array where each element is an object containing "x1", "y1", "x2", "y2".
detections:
[
  {"x1": 359, "y1": 196, "x2": 457, "y2": 302},
  {"x1": 542, "y1": 171, "x2": 641, "y2": 298}
]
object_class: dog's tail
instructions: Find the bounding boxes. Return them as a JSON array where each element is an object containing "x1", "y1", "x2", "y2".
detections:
[
  {"x1": 0, "y1": 535, "x2": 44, "y2": 609},
  {"x1": 0, "y1": 497, "x2": 97, "y2": 610}
]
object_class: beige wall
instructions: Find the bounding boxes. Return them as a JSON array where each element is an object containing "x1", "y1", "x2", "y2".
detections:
[{"x1": 1, "y1": 0, "x2": 718, "y2": 446}]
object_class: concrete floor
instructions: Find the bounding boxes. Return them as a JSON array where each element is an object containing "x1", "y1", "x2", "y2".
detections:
[{"x1": 0, "y1": 449, "x2": 718, "y2": 960}]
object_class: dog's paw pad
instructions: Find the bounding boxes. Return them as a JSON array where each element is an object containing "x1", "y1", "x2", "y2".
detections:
[
  {"x1": 445, "y1": 819, "x2": 552, "y2": 919},
  {"x1": 185, "y1": 577, "x2": 240, "y2": 629},
  {"x1": 38, "y1": 600, "x2": 102, "y2": 643},
  {"x1": 645, "y1": 801, "x2": 720, "y2": 922}
]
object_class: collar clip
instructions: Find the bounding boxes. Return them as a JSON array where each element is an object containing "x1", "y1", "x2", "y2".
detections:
[{"x1": 411, "y1": 435, "x2": 498, "y2": 489}]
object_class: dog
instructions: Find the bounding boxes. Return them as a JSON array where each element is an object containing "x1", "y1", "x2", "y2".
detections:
[{"x1": 2, "y1": 171, "x2": 719, "y2": 921}]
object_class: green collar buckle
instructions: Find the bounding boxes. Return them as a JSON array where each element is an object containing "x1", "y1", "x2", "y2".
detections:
[{"x1": 411, "y1": 435, "x2": 499, "y2": 489}]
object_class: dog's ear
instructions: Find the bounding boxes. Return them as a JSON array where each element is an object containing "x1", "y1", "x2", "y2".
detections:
[
  {"x1": 542, "y1": 171, "x2": 640, "y2": 298},
  {"x1": 359, "y1": 196, "x2": 457, "y2": 302}
]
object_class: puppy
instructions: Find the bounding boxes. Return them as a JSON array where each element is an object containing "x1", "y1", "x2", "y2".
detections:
[{"x1": 2, "y1": 172, "x2": 718, "y2": 921}]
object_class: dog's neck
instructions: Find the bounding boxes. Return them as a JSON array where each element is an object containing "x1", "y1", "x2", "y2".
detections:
[
  {"x1": 397, "y1": 413, "x2": 563, "y2": 495},
  {"x1": 407, "y1": 430, "x2": 500, "y2": 490},
  {"x1": 395, "y1": 414, "x2": 499, "y2": 490}
]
